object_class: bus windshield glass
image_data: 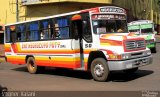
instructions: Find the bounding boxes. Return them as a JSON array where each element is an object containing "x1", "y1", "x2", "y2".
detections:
[
  {"x1": 141, "y1": 24, "x2": 153, "y2": 34},
  {"x1": 92, "y1": 14, "x2": 128, "y2": 34},
  {"x1": 128, "y1": 22, "x2": 154, "y2": 34},
  {"x1": 141, "y1": 28, "x2": 153, "y2": 34}
]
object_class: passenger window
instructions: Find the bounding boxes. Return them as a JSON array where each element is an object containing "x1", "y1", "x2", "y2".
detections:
[
  {"x1": 5, "y1": 27, "x2": 11, "y2": 43},
  {"x1": 54, "y1": 18, "x2": 70, "y2": 39},
  {"x1": 10, "y1": 26, "x2": 16, "y2": 43},
  {"x1": 27, "y1": 22, "x2": 39, "y2": 41},
  {"x1": 40, "y1": 19, "x2": 52, "y2": 40},
  {"x1": 16, "y1": 24, "x2": 26, "y2": 41}
]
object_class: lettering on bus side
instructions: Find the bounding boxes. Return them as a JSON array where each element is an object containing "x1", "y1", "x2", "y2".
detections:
[{"x1": 21, "y1": 42, "x2": 66, "y2": 49}]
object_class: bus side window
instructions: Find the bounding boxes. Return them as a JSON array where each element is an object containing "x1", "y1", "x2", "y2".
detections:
[
  {"x1": 27, "y1": 22, "x2": 39, "y2": 41},
  {"x1": 16, "y1": 24, "x2": 26, "y2": 41},
  {"x1": 5, "y1": 27, "x2": 11, "y2": 43},
  {"x1": 10, "y1": 26, "x2": 16, "y2": 43},
  {"x1": 53, "y1": 18, "x2": 70, "y2": 39},
  {"x1": 40, "y1": 19, "x2": 52, "y2": 40},
  {"x1": 82, "y1": 14, "x2": 92, "y2": 43}
]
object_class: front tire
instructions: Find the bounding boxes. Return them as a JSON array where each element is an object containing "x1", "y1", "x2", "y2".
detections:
[{"x1": 91, "y1": 58, "x2": 109, "y2": 82}]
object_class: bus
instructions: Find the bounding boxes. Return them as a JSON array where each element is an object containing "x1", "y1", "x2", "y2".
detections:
[
  {"x1": 4, "y1": 6, "x2": 152, "y2": 82},
  {"x1": 0, "y1": 25, "x2": 4, "y2": 57},
  {"x1": 128, "y1": 20, "x2": 157, "y2": 53}
]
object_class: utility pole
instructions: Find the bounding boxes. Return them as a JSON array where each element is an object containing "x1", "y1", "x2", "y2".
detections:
[
  {"x1": 150, "y1": 0, "x2": 153, "y2": 21},
  {"x1": 16, "y1": 0, "x2": 19, "y2": 22}
]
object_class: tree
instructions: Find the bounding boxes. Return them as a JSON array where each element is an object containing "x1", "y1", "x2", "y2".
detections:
[{"x1": 158, "y1": 0, "x2": 160, "y2": 9}]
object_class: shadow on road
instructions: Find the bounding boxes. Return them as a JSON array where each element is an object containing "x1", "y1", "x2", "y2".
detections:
[
  {"x1": 12, "y1": 66, "x2": 154, "y2": 82},
  {"x1": 12, "y1": 67, "x2": 93, "y2": 80},
  {"x1": 12, "y1": 66, "x2": 28, "y2": 72},
  {"x1": 109, "y1": 70, "x2": 154, "y2": 82},
  {"x1": 44, "y1": 68, "x2": 93, "y2": 80}
]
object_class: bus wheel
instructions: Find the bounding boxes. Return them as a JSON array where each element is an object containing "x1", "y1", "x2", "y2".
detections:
[
  {"x1": 27, "y1": 57, "x2": 39, "y2": 74},
  {"x1": 123, "y1": 67, "x2": 138, "y2": 74},
  {"x1": 91, "y1": 58, "x2": 109, "y2": 82}
]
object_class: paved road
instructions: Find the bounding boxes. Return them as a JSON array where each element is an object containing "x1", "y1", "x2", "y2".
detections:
[{"x1": 0, "y1": 38, "x2": 160, "y2": 91}]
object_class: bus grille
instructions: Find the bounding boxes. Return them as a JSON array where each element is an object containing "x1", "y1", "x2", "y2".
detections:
[{"x1": 125, "y1": 40, "x2": 145, "y2": 51}]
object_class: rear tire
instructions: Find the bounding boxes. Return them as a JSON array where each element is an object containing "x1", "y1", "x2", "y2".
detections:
[
  {"x1": 91, "y1": 58, "x2": 109, "y2": 82},
  {"x1": 27, "y1": 57, "x2": 43, "y2": 74},
  {"x1": 123, "y1": 67, "x2": 138, "y2": 74}
]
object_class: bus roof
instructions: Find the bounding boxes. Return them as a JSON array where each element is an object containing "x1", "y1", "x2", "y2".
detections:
[{"x1": 5, "y1": 6, "x2": 126, "y2": 26}]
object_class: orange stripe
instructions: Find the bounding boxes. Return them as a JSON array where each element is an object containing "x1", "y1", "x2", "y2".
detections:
[
  {"x1": 100, "y1": 39, "x2": 122, "y2": 46},
  {"x1": 36, "y1": 60, "x2": 81, "y2": 68},
  {"x1": 7, "y1": 56, "x2": 25, "y2": 64}
]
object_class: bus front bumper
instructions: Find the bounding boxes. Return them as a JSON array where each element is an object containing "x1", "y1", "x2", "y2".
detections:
[{"x1": 108, "y1": 55, "x2": 152, "y2": 71}]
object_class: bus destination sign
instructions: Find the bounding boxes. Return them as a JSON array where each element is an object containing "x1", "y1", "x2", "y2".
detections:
[{"x1": 100, "y1": 7, "x2": 125, "y2": 14}]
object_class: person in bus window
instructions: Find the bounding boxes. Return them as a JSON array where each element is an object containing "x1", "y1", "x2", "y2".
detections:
[
  {"x1": 40, "y1": 31, "x2": 44, "y2": 39},
  {"x1": 55, "y1": 30, "x2": 60, "y2": 38},
  {"x1": 117, "y1": 28, "x2": 123, "y2": 32},
  {"x1": 54, "y1": 24, "x2": 61, "y2": 38}
]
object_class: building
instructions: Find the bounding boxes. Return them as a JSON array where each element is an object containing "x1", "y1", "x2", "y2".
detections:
[{"x1": 0, "y1": 0, "x2": 112, "y2": 24}]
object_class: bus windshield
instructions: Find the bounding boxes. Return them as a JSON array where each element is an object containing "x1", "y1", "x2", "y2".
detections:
[
  {"x1": 92, "y1": 19, "x2": 128, "y2": 34},
  {"x1": 141, "y1": 24, "x2": 153, "y2": 34},
  {"x1": 141, "y1": 28, "x2": 153, "y2": 34}
]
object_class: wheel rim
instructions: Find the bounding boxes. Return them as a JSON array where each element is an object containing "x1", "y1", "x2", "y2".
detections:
[
  {"x1": 28, "y1": 60, "x2": 35, "y2": 71},
  {"x1": 94, "y1": 64, "x2": 104, "y2": 77}
]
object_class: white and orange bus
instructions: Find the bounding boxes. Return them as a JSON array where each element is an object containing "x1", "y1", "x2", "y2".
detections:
[{"x1": 4, "y1": 6, "x2": 152, "y2": 81}]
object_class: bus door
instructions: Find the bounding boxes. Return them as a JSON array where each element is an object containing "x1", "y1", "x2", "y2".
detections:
[{"x1": 71, "y1": 20, "x2": 84, "y2": 68}]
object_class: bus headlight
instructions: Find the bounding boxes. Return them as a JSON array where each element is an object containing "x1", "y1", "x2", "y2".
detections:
[
  {"x1": 121, "y1": 54, "x2": 130, "y2": 60},
  {"x1": 146, "y1": 50, "x2": 151, "y2": 55},
  {"x1": 143, "y1": 50, "x2": 151, "y2": 56},
  {"x1": 108, "y1": 54, "x2": 130, "y2": 60}
]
